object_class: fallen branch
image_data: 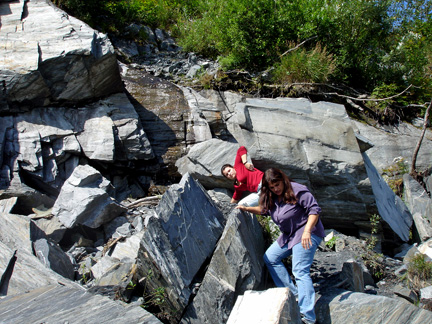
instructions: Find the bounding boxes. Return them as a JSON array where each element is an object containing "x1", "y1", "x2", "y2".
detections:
[
  {"x1": 124, "y1": 195, "x2": 162, "y2": 209},
  {"x1": 102, "y1": 236, "x2": 125, "y2": 256}
]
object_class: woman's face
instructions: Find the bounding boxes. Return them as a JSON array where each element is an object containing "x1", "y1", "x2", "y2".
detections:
[
  {"x1": 223, "y1": 167, "x2": 237, "y2": 180},
  {"x1": 268, "y1": 180, "x2": 284, "y2": 197}
]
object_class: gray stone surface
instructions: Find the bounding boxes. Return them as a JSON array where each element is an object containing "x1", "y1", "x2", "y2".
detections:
[
  {"x1": 52, "y1": 164, "x2": 126, "y2": 228},
  {"x1": 33, "y1": 238, "x2": 75, "y2": 280},
  {"x1": 0, "y1": 0, "x2": 123, "y2": 109},
  {"x1": 0, "y1": 211, "x2": 32, "y2": 253},
  {"x1": 0, "y1": 241, "x2": 77, "y2": 296},
  {"x1": 354, "y1": 121, "x2": 432, "y2": 173},
  {"x1": 362, "y1": 152, "x2": 412, "y2": 241},
  {"x1": 404, "y1": 174, "x2": 432, "y2": 242},
  {"x1": 177, "y1": 97, "x2": 377, "y2": 233},
  {"x1": 0, "y1": 284, "x2": 161, "y2": 324},
  {"x1": 138, "y1": 173, "x2": 225, "y2": 318},
  {"x1": 341, "y1": 259, "x2": 364, "y2": 292},
  {"x1": 315, "y1": 289, "x2": 432, "y2": 324},
  {"x1": 180, "y1": 209, "x2": 265, "y2": 324}
]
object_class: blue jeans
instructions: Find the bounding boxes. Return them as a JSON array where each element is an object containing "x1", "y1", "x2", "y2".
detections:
[
  {"x1": 238, "y1": 182, "x2": 262, "y2": 207},
  {"x1": 263, "y1": 234, "x2": 321, "y2": 323}
]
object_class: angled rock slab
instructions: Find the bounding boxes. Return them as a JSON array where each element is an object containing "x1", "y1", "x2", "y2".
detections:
[
  {"x1": 175, "y1": 138, "x2": 239, "y2": 189},
  {"x1": 0, "y1": 284, "x2": 161, "y2": 324},
  {"x1": 138, "y1": 173, "x2": 225, "y2": 318},
  {"x1": 0, "y1": 241, "x2": 77, "y2": 297},
  {"x1": 0, "y1": 0, "x2": 122, "y2": 109},
  {"x1": 180, "y1": 209, "x2": 265, "y2": 324},
  {"x1": 226, "y1": 288, "x2": 302, "y2": 324},
  {"x1": 52, "y1": 164, "x2": 126, "y2": 228},
  {"x1": 315, "y1": 289, "x2": 432, "y2": 324},
  {"x1": 33, "y1": 238, "x2": 75, "y2": 280},
  {"x1": 353, "y1": 121, "x2": 432, "y2": 174},
  {"x1": 0, "y1": 211, "x2": 32, "y2": 253},
  {"x1": 362, "y1": 152, "x2": 412, "y2": 241}
]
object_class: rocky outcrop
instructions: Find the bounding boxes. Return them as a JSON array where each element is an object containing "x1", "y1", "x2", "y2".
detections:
[
  {"x1": 1, "y1": 0, "x2": 123, "y2": 110},
  {"x1": 177, "y1": 97, "x2": 377, "y2": 234},
  {"x1": 180, "y1": 208, "x2": 265, "y2": 324},
  {"x1": 363, "y1": 152, "x2": 412, "y2": 242},
  {"x1": 2, "y1": 1, "x2": 432, "y2": 324},
  {"x1": 403, "y1": 174, "x2": 432, "y2": 242}
]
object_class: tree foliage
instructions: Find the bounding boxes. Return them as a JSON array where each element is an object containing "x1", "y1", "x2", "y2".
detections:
[{"x1": 53, "y1": 0, "x2": 432, "y2": 116}]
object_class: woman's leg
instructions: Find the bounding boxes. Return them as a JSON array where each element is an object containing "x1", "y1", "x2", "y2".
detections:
[
  {"x1": 292, "y1": 234, "x2": 321, "y2": 323},
  {"x1": 263, "y1": 241, "x2": 298, "y2": 297},
  {"x1": 237, "y1": 192, "x2": 260, "y2": 207}
]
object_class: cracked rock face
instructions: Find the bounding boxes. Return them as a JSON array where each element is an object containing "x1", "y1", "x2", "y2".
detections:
[{"x1": 0, "y1": 0, "x2": 123, "y2": 110}]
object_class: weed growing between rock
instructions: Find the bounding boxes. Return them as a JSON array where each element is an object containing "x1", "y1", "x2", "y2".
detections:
[{"x1": 405, "y1": 253, "x2": 432, "y2": 291}]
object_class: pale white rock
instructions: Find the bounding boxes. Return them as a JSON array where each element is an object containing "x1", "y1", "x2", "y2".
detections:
[
  {"x1": 110, "y1": 231, "x2": 144, "y2": 261},
  {"x1": 227, "y1": 288, "x2": 301, "y2": 324}
]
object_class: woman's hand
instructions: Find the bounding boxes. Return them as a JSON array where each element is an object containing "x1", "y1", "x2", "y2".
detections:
[
  {"x1": 301, "y1": 230, "x2": 312, "y2": 249},
  {"x1": 235, "y1": 205, "x2": 262, "y2": 215},
  {"x1": 244, "y1": 162, "x2": 254, "y2": 171}
]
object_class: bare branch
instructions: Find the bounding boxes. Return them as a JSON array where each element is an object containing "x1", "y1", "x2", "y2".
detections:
[
  {"x1": 279, "y1": 36, "x2": 318, "y2": 57},
  {"x1": 323, "y1": 84, "x2": 413, "y2": 102}
]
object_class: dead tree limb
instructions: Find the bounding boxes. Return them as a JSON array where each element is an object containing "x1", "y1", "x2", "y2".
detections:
[
  {"x1": 323, "y1": 84, "x2": 413, "y2": 102},
  {"x1": 279, "y1": 36, "x2": 318, "y2": 57},
  {"x1": 410, "y1": 97, "x2": 432, "y2": 176}
]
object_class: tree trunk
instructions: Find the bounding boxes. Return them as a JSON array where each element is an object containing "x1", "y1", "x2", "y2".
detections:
[{"x1": 410, "y1": 97, "x2": 432, "y2": 176}]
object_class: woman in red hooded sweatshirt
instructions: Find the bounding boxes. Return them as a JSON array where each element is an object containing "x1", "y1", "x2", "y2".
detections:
[{"x1": 221, "y1": 146, "x2": 264, "y2": 206}]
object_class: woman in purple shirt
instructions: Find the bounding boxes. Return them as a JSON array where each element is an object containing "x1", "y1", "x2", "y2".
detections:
[{"x1": 236, "y1": 168, "x2": 325, "y2": 324}]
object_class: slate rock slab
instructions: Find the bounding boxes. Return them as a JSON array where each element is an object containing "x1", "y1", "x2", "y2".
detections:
[{"x1": 0, "y1": 284, "x2": 161, "y2": 324}]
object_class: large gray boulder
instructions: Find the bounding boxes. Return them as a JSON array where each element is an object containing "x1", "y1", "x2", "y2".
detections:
[
  {"x1": 0, "y1": 0, "x2": 123, "y2": 110},
  {"x1": 315, "y1": 289, "x2": 432, "y2": 324},
  {"x1": 52, "y1": 164, "x2": 126, "y2": 228},
  {"x1": 137, "y1": 173, "x2": 225, "y2": 319},
  {"x1": 121, "y1": 67, "x2": 209, "y2": 178},
  {"x1": 180, "y1": 209, "x2": 265, "y2": 324},
  {"x1": 33, "y1": 238, "x2": 75, "y2": 280},
  {"x1": 0, "y1": 240, "x2": 78, "y2": 296}
]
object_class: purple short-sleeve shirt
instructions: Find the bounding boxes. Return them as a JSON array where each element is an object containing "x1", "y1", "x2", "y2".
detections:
[{"x1": 264, "y1": 182, "x2": 325, "y2": 249}]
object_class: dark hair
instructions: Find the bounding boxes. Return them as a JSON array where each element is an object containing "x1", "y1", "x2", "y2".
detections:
[
  {"x1": 221, "y1": 164, "x2": 233, "y2": 178},
  {"x1": 259, "y1": 168, "x2": 297, "y2": 212}
]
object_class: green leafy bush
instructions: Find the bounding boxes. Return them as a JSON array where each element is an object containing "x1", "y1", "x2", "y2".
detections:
[
  {"x1": 272, "y1": 43, "x2": 336, "y2": 84},
  {"x1": 405, "y1": 253, "x2": 432, "y2": 290}
]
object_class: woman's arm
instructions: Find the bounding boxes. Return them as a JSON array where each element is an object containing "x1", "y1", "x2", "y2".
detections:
[
  {"x1": 301, "y1": 214, "x2": 319, "y2": 249},
  {"x1": 240, "y1": 153, "x2": 254, "y2": 171},
  {"x1": 235, "y1": 205, "x2": 262, "y2": 214}
]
